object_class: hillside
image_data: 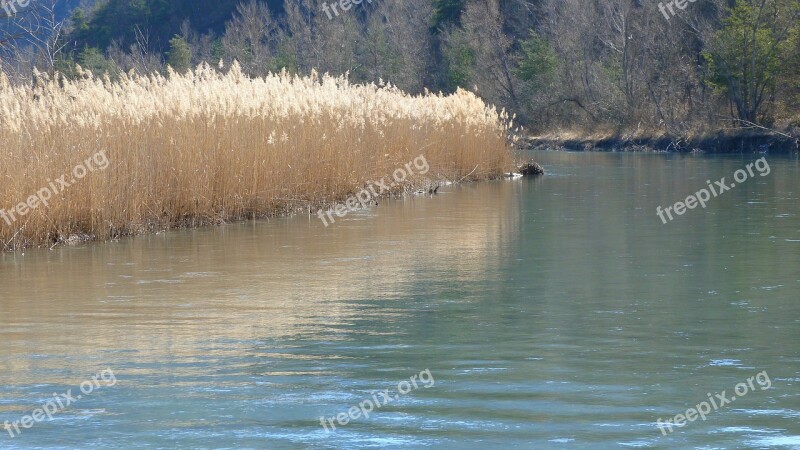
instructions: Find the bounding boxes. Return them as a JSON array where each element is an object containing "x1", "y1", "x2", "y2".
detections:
[
  {"x1": 68, "y1": 0, "x2": 285, "y2": 51},
  {"x1": 1, "y1": 0, "x2": 798, "y2": 145}
]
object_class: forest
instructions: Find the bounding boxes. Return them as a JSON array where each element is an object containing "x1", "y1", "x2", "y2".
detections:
[{"x1": 1, "y1": 0, "x2": 799, "y2": 137}]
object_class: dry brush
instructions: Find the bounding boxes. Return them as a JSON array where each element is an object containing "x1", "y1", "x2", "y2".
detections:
[{"x1": 0, "y1": 63, "x2": 514, "y2": 251}]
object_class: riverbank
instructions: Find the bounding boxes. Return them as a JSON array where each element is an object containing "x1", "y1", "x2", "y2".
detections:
[
  {"x1": 527, "y1": 128, "x2": 800, "y2": 154},
  {"x1": 0, "y1": 65, "x2": 515, "y2": 252}
]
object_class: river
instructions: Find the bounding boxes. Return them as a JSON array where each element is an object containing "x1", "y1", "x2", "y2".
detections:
[{"x1": 1, "y1": 151, "x2": 799, "y2": 448}]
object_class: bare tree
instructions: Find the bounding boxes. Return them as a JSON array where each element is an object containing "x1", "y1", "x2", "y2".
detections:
[
  {"x1": 106, "y1": 25, "x2": 163, "y2": 75},
  {"x1": 222, "y1": 0, "x2": 279, "y2": 76},
  {"x1": 0, "y1": 0, "x2": 68, "y2": 77},
  {"x1": 282, "y1": 0, "x2": 361, "y2": 77},
  {"x1": 458, "y1": 0, "x2": 522, "y2": 112},
  {"x1": 362, "y1": 1, "x2": 433, "y2": 92}
]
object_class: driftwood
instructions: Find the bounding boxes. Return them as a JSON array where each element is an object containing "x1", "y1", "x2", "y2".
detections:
[{"x1": 518, "y1": 161, "x2": 545, "y2": 176}]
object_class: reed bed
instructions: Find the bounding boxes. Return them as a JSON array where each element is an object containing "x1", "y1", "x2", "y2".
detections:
[{"x1": 0, "y1": 63, "x2": 514, "y2": 251}]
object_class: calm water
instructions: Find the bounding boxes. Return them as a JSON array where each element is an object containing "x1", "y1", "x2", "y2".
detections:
[{"x1": 1, "y1": 151, "x2": 799, "y2": 449}]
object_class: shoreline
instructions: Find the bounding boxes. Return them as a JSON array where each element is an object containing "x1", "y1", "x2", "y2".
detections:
[
  {"x1": 1, "y1": 165, "x2": 545, "y2": 252},
  {"x1": 0, "y1": 174, "x2": 504, "y2": 253},
  {"x1": 526, "y1": 129, "x2": 800, "y2": 154}
]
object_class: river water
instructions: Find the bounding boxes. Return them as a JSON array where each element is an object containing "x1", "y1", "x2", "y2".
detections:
[{"x1": 1, "y1": 151, "x2": 799, "y2": 449}]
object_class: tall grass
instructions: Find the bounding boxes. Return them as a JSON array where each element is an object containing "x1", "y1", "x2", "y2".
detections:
[{"x1": 0, "y1": 63, "x2": 514, "y2": 251}]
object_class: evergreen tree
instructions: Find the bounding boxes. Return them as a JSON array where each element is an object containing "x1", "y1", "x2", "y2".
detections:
[
  {"x1": 433, "y1": 0, "x2": 465, "y2": 29},
  {"x1": 167, "y1": 35, "x2": 192, "y2": 74},
  {"x1": 703, "y1": 0, "x2": 800, "y2": 122},
  {"x1": 515, "y1": 30, "x2": 558, "y2": 90}
]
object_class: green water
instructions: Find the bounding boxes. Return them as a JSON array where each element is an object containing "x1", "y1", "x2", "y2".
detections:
[{"x1": 1, "y1": 151, "x2": 799, "y2": 449}]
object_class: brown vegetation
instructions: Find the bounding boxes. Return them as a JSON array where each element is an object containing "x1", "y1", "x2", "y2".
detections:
[{"x1": 0, "y1": 63, "x2": 514, "y2": 251}]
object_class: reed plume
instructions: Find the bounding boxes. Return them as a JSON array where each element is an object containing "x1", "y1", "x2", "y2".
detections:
[{"x1": 0, "y1": 63, "x2": 514, "y2": 251}]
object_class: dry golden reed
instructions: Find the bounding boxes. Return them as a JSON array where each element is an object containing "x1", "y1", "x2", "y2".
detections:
[{"x1": 0, "y1": 63, "x2": 514, "y2": 251}]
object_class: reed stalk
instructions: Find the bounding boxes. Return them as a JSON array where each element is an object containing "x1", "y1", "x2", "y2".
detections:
[{"x1": 0, "y1": 63, "x2": 514, "y2": 251}]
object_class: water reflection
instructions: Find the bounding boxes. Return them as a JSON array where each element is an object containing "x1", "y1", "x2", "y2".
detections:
[{"x1": 0, "y1": 180, "x2": 521, "y2": 372}]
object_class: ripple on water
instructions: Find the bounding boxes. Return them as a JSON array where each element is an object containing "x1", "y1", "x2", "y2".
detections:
[
  {"x1": 746, "y1": 435, "x2": 800, "y2": 447},
  {"x1": 619, "y1": 440, "x2": 658, "y2": 448},
  {"x1": 135, "y1": 279, "x2": 184, "y2": 285},
  {"x1": 753, "y1": 285, "x2": 783, "y2": 291},
  {"x1": 707, "y1": 359, "x2": 742, "y2": 367},
  {"x1": 737, "y1": 409, "x2": 800, "y2": 419},
  {"x1": 179, "y1": 272, "x2": 221, "y2": 278}
]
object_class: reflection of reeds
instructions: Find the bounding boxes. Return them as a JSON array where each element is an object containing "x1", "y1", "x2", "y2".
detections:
[{"x1": 0, "y1": 64, "x2": 514, "y2": 250}]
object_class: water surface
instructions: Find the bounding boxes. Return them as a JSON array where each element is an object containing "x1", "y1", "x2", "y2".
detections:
[{"x1": 1, "y1": 151, "x2": 799, "y2": 448}]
